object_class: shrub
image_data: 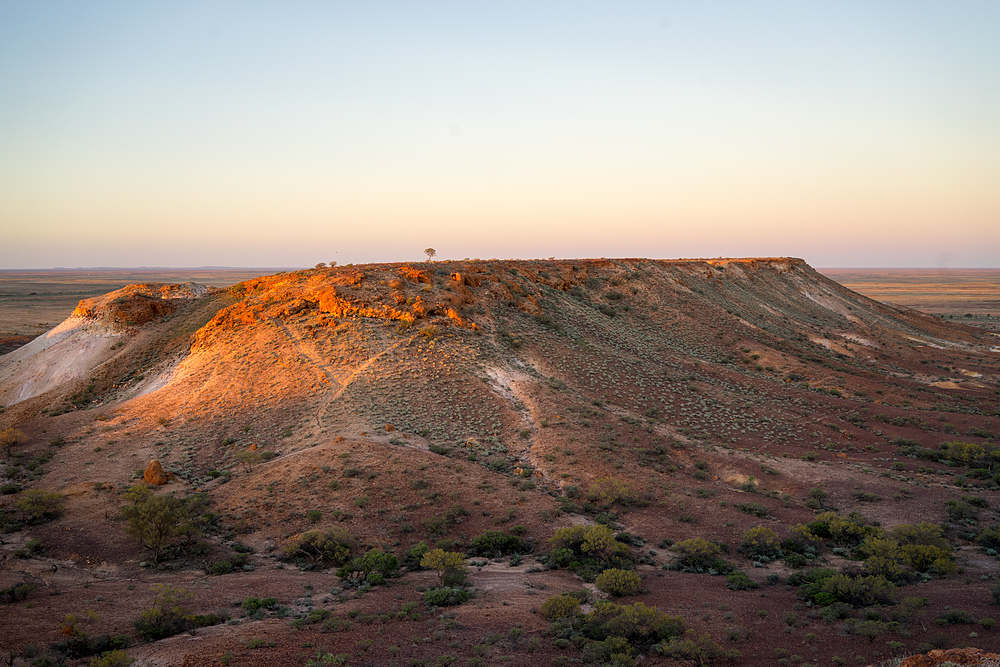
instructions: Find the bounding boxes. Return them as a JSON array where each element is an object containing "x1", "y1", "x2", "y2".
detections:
[
  {"x1": 672, "y1": 539, "x2": 730, "y2": 573},
  {"x1": 420, "y1": 548, "x2": 468, "y2": 587},
  {"x1": 582, "y1": 601, "x2": 685, "y2": 652},
  {"x1": 945, "y1": 499, "x2": 979, "y2": 524},
  {"x1": 734, "y1": 502, "x2": 770, "y2": 518},
  {"x1": 935, "y1": 610, "x2": 976, "y2": 625},
  {"x1": 810, "y1": 512, "x2": 870, "y2": 548},
  {"x1": 0, "y1": 581, "x2": 35, "y2": 604},
  {"x1": 0, "y1": 428, "x2": 26, "y2": 458},
  {"x1": 595, "y1": 569, "x2": 643, "y2": 597},
  {"x1": 280, "y1": 528, "x2": 357, "y2": 568},
  {"x1": 582, "y1": 636, "x2": 634, "y2": 665},
  {"x1": 850, "y1": 620, "x2": 888, "y2": 642},
  {"x1": 207, "y1": 552, "x2": 252, "y2": 575},
  {"x1": 587, "y1": 478, "x2": 639, "y2": 507},
  {"x1": 658, "y1": 633, "x2": 737, "y2": 666},
  {"x1": 423, "y1": 587, "x2": 471, "y2": 607},
  {"x1": 89, "y1": 650, "x2": 133, "y2": 667},
  {"x1": 15, "y1": 489, "x2": 65, "y2": 524},
  {"x1": 540, "y1": 594, "x2": 582, "y2": 620},
  {"x1": 859, "y1": 522, "x2": 955, "y2": 578},
  {"x1": 858, "y1": 536, "x2": 906, "y2": 581},
  {"x1": 240, "y1": 596, "x2": 278, "y2": 615},
  {"x1": 0, "y1": 482, "x2": 22, "y2": 495},
  {"x1": 891, "y1": 522, "x2": 949, "y2": 549},
  {"x1": 338, "y1": 548, "x2": 399, "y2": 584},
  {"x1": 133, "y1": 584, "x2": 226, "y2": 641},
  {"x1": 53, "y1": 610, "x2": 130, "y2": 660},
  {"x1": 468, "y1": 530, "x2": 531, "y2": 558},
  {"x1": 820, "y1": 574, "x2": 897, "y2": 607},
  {"x1": 549, "y1": 524, "x2": 632, "y2": 570},
  {"x1": 121, "y1": 494, "x2": 191, "y2": 563},
  {"x1": 725, "y1": 571, "x2": 758, "y2": 591},
  {"x1": 976, "y1": 526, "x2": 1000, "y2": 551},
  {"x1": 404, "y1": 541, "x2": 430, "y2": 568},
  {"x1": 739, "y1": 527, "x2": 783, "y2": 562}
]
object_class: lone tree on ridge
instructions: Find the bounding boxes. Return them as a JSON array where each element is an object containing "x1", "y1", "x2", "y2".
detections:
[{"x1": 424, "y1": 248, "x2": 436, "y2": 261}]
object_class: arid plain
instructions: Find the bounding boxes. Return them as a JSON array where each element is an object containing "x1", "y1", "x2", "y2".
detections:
[{"x1": 1, "y1": 260, "x2": 999, "y2": 667}]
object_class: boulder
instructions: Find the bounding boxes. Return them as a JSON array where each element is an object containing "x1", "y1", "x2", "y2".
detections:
[{"x1": 143, "y1": 459, "x2": 168, "y2": 485}]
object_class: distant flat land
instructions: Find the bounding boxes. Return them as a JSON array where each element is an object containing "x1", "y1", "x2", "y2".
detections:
[
  {"x1": 0, "y1": 269, "x2": 280, "y2": 339},
  {"x1": 821, "y1": 268, "x2": 1000, "y2": 332}
]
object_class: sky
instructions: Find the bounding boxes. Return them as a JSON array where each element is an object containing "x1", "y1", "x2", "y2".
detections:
[{"x1": 1, "y1": 2, "x2": 999, "y2": 269}]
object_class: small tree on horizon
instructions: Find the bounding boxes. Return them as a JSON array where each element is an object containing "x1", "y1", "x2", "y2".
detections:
[{"x1": 424, "y1": 248, "x2": 437, "y2": 261}]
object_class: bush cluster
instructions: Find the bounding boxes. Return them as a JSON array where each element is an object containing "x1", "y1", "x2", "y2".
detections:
[
  {"x1": 549, "y1": 524, "x2": 633, "y2": 581},
  {"x1": 595, "y1": 568, "x2": 643, "y2": 597},
  {"x1": 670, "y1": 538, "x2": 732, "y2": 574},
  {"x1": 467, "y1": 530, "x2": 531, "y2": 558},
  {"x1": 337, "y1": 548, "x2": 399, "y2": 586},
  {"x1": 280, "y1": 528, "x2": 358, "y2": 569}
]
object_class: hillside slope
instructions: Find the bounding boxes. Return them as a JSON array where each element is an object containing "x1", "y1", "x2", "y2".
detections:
[{"x1": 1, "y1": 258, "x2": 999, "y2": 666}]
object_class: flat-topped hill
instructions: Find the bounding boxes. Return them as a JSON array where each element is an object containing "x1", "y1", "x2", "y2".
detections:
[{"x1": 1, "y1": 258, "x2": 998, "y2": 666}]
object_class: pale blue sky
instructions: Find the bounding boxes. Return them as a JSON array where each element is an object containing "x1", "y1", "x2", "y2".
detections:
[{"x1": 2, "y1": 2, "x2": 998, "y2": 268}]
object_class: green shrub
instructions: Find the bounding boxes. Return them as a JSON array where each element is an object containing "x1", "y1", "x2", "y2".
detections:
[
  {"x1": 551, "y1": 524, "x2": 631, "y2": 562},
  {"x1": 658, "y1": 633, "x2": 738, "y2": 666},
  {"x1": 595, "y1": 569, "x2": 643, "y2": 597},
  {"x1": 945, "y1": 499, "x2": 979, "y2": 524},
  {"x1": 784, "y1": 553, "x2": 807, "y2": 568},
  {"x1": 671, "y1": 538, "x2": 731, "y2": 573},
  {"x1": 133, "y1": 585, "x2": 226, "y2": 641},
  {"x1": 0, "y1": 428, "x2": 26, "y2": 458},
  {"x1": 337, "y1": 548, "x2": 399, "y2": 584},
  {"x1": 976, "y1": 526, "x2": 1000, "y2": 551},
  {"x1": 241, "y1": 597, "x2": 279, "y2": 614},
  {"x1": 423, "y1": 587, "x2": 471, "y2": 607},
  {"x1": 0, "y1": 581, "x2": 34, "y2": 604},
  {"x1": 404, "y1": 541, "x2": 430, "y2": 568},
  {"x1": 582, "y1": 601, "x2": 685, "y2": 652},
  {"x1": 734, "y1": 502, "x2": 770, "y2": 518},
  {"x1": 935, "y1": 610, "x2": 975, "y2": 625},
  {"x1": 809, "y1": 512, "x2": 871, "y2": 548},
  {"x1": 819, "y1": 574, "x2": 897, "y2": 607},
  {"x1": 739, "y1": 527, "x2": 783, "y2": 562},
  {"x1": 280, "y1": 528, "x2": 357, "y2": 568},
  {"x1": 420, "y1": 548, "x2": 468, "y2": 587},
  {"x1": 15, "y1": 489, "x2": 65, "y2": 524},
  {"x1": 468, "y1": 530, "x2": 531, "y2": 558},
  {"x1": 549, "y1": 524, "x2": 633, "y2": 578},
  {"x1": 586, "y1": 478, "x2": 639, "y2": 507},
  {"x1": 725, "y1": 571, "x2": 758, "y2": 591},
  {"x1": 582, "y1": 636, "x2": 635, "y2": 665},
  {"x1": 120, "y1": 493, "x2": 192, "y2": 563},
  {"x1": 89, "y1": 650, "x2": 133, "y2": 667},
  {"x1": 0, "y1": 482, "x2": 22, "y2": 495},
  {"x1": 540, "y1": 594, "x2": 582, "y2": 620},
  {"x1": 207, "y1": 553, "x2": 251, "y2": 575}
]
